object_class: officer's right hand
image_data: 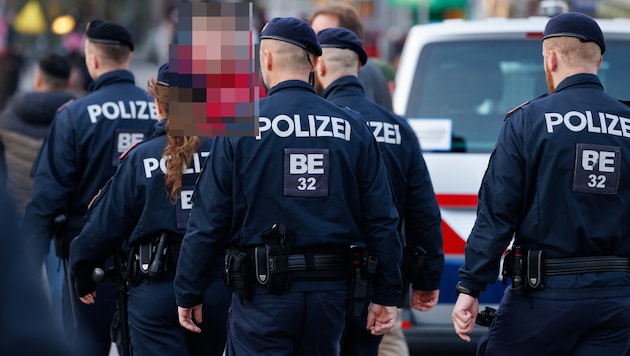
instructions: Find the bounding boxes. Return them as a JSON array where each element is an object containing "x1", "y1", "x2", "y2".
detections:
[
  {"x1": 451, "y1": 294, "x2": 479, "y2": 342},
  {"x1": 366, "y1": 303, "x2": 397, "y2": 335},
  {"x1": 178, "y1": 304, "x2": 202, "y2": 333}
]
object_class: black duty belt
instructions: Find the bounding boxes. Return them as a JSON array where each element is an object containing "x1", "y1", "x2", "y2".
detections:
[
  {"x1": 286, "y1": 253, "x2": 346, "y2": 271},
  {"x1": 544, "y1": 256, "x2": 630, "y2": 276}
]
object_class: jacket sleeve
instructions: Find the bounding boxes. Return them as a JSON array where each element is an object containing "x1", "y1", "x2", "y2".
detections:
[
  {"x1": 174, "y1": 137, "x2": 233, "y2": 308},
  {"x1": 69, "y1": 157, "x2": 141, "y2": 296},
  {"x1": 458, "y1": 112, "x2": 526, "y2": 292},
  {"x1": 358, "y1": 126, "x2": 403, "y2": 306},
  {"x1": 405, "y1": 136, "x2": 444, "y2": 291},
  {"x1": 22, "y1": 108, "x2": 78, "y2": 263}
]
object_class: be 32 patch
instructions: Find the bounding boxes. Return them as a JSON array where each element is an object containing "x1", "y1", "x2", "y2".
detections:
[
  {"x1": 573, "y1": 143, "x2": 621, "y2": 194},
  {"x1": 283, "y1": 148, "x2": 329, "y2": 197}
]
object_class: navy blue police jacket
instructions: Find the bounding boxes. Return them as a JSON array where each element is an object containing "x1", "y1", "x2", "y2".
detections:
[
  {"x1": 23, "y1": 70, "x2": 157, "y2": 262},
  {"x1": 459, "y1": 73, "x2": 630, "y2": 299},
  {"x1": 69, "y1": 119, "x2": 213, "y2": 296},
  {"x1": 174, "y1": 80, "x2": 402, "y2": 308},
  {"x1": 320, "y1": 75, "x2": 444, "y2": 292}
]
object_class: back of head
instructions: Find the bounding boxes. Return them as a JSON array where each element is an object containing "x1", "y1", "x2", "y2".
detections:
[
  {"x1": 38, "y1": 52, "x2": 71, "y2": 90},
  {"x1": 85, "y1": 19, "x2": 134, "y2": 66},
  {"x1": 310, "y1": 3, "x2": 364, "y2": 40},
  {"x1": 542, "y1": 12, "x2": 603, "y2": 71}
]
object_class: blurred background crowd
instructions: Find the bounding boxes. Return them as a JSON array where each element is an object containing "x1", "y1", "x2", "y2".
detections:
[{"x1": 1, "y1": 0, "x2": 629, "y2": 114}]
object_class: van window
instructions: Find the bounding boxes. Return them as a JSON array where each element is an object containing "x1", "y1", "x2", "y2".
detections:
[{"x1": 405, "y1": 39, "x2": 630, "y2": 153}]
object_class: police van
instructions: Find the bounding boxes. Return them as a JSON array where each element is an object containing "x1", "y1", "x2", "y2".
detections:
[{"x1": 393, "y1": 16, "x2": 630, "y2": 354}]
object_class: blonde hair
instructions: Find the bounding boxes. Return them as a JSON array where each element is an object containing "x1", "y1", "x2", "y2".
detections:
[
  {"x1": 147, "y1": 77, "x2": 203, "y2": 204},
  {"x1": 543, "y1": 37, "x2": 601, "y2": 69}
]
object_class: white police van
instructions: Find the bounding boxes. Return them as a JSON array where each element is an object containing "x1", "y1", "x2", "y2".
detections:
[{"x1": 393, "y1": 15, "x2": 630, "y2": 354}]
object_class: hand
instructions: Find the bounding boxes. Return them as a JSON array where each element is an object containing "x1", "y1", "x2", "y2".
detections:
[
  {"x1": 178, "y1": 304, "x2": 203, "y2": 333},
  {"x1": 411, "y1": 289, "x2": 439, "y2": 311},
  {"x1": 365, "y1": 303, "x2": 397, "y2": 335},
  {"x1": 451, "y1": 294, "x2": 479, "y2": 342},
  {"x1": 79, "y1": 291, "x2": 97, "y2": 305}
]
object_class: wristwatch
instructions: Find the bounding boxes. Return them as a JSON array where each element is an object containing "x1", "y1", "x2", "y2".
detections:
[{"x1": 455, "y1": 281, "x2": 480, "y2": 298}]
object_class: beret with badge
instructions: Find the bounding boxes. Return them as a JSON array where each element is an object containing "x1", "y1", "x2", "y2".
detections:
[
  {"x1": 316, "y1": 27, "x2": 368, "y2": 66},
  {"x1": 260, "y1": 17, "x2": 322, "y2": 56},
  {"x1": 85, "y1": 19, "x2": 135, "y2": 51},
  {"x1": 542, "y1": 12, "x2": 605, "y2": 54}
]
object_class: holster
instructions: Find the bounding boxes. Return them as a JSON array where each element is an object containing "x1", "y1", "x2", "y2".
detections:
[
  {"x1": 224, "y1": 249, "x2": 254, "y2": 302},
  {"x1": 347, "y1": 244, "x2": 378, "y2": 317},
  {"x1": 261, "y1": 224, "x2": 292, "y2": 294}
]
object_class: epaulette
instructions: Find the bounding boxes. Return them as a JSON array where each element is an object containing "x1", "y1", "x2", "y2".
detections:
[
  {"x1": 505, "y1": 92, "x2": 548, "y2": 118},
  {"x1": 56, "y1": 98, "x2": 75, "y2": 112},
  {"x1": 119, "y1": 141, "x2": 143, "y2": 160}
]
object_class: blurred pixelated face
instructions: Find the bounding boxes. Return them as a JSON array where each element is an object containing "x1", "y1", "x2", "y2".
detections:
[{"x1": 310, "y1": 14, "x2": 339, "y2": 34}]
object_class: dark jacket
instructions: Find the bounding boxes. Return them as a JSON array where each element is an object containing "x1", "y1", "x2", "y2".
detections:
[
  {"x1": 320, "y1": 75, "x2": 444, "y2": 294},
  {"x1": 174, "y1": 80, "x2": 403, "y2": 308},
  {"x1": 459, "y1": 74, "x2": 630, "y2": 299},
  {"x1": 0, "y1": 91, "x2": 74, "y2": 217},
  {"x1": 22, "y1": 70, "x2": 157, "y2": 262}
]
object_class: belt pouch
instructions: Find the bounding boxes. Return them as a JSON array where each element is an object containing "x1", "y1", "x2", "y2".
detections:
[{"x1": 527, "y1": 250, "x2": 544, "y2": 289}]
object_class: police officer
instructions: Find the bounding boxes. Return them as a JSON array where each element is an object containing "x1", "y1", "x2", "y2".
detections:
[
  {"x1": 314, "y1": 28, "x2": 444, "y2": 356},
  {"x1": 21, "y1": 19, "x2": 157, "y2": 356},
  {"x1": 452, "y1": 12, "x2": 630, "y2": 355},
  {"x1": 69, "y1": 63, "x2": 231, "y2": 356},
  {"x1": 174, "y1": 17, "x2": 402, "y2": 355}
]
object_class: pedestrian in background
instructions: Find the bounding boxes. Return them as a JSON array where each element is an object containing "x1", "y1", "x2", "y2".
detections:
[
  {"x1": 174, "y1": 17, "x2": 402, "y2": 355},
  {"x1": 452, "y1": 12, "x2": 630, "y2": 355},
  {"x1": 310, "y1": 3, "x2": 393, "y2": 111},
  {"x1": 22, "y1": 19, "x2": 157, "y2": 356},
  {"x1": 0, "y1": 51, "x2": 74, "y2": 327}
]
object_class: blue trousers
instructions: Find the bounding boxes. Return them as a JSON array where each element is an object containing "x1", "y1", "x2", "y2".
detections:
[
  {"x1": 340, "y1": 305, "x2": 383, "y2": 356},
  {"x1": 128, "y1": 277, "x2": 232, "y2": 356},
  {"x1": 478, "y1": 289, "x2": 630, "y2": 356},
  {"x1": 62, "y1": 272, "x2": 116, "y2": 356},
  {"x1": 227, "y1": 290, "x2": 347, "y2": 355}
]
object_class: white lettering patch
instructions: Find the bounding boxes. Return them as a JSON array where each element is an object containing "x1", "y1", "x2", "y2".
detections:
[
  {"x1": 283, "y1": 148, "x2": 329, "y2": 197},
  {"x1": 573, "y1": 143, "x2": 620, "y2": 194}
]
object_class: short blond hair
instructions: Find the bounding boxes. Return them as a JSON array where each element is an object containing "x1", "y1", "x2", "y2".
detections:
[{"x1": 543, "y1": 37, "x2": 601, "y2": 69}]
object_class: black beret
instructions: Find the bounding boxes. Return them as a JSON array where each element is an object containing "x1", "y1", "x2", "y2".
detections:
[
  {"x1": 39, "y1": 53, "x2": 71, "y2": 80},
  {"x1": 156, "y1": 63, "x2": 170, "y2": 87},
  {"x1": 85, "y1": 19, "x2": 134, "y2": 51},
  {"x1": 261, "y1": 17, "x2": 322, "y2": 56},
  {"x1": 543, "y1": 12, "x2": 605, "y2": 54},
  {"x1": 316, "y1": 27, "x2": 368, "y2": 66}
]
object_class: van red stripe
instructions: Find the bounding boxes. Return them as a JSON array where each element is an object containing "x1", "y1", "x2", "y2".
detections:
[{"x1": 435, "y1": 194, "x2": 478, "y2": 208}]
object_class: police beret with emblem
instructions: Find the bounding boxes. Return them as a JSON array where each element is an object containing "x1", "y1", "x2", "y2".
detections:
[
  {"x1": 316, "y1": 27, "x2": 368, "y2": 66},
  {"x1": 156, "y1": 63, "x2": 170, "y2": 87},
  {"x1": 543, "y1": 12, "x2": 605, "y2": 54},
  {"x1": 85, "y1": 19, "x2": 134, "y2": 51},
  {"x1": 261, "y1": 17, "x2": 322, "y2": 56}
]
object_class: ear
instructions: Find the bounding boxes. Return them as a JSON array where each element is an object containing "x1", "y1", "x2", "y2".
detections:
[
  {"x1": 263, "y1": 50, "x2": 272, "y2": 71},
  {"x1": 33, "y1": 70, "x2": 43, "y2": 90},
  {"x1": 316, "y1": 56, "x2": 326, "y2": 77},
  {"x1": 547, "y1": 50, "x2": 558, "y2": 72}
]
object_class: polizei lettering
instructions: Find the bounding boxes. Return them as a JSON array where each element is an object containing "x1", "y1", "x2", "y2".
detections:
[
  {"x1": 367, "y1": 121, "x2": 401, "y2": 144},
  {"x1": 545, "y1": 111, "x2": 630, "y2": 138},
  {"x1": 87, "y1": 101, "x2": 158, "y2": 123},
  {"x1": 143, "y1": 152, "x2": 210, "y2": 178},
  {"x1": 257, "y1": 114, "x2": 351, "y2": 141}
]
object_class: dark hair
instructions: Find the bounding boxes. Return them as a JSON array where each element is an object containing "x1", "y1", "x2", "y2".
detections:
[
  {"x1": 38, "y1": 52, "x2": 71, "y2": 88},
  {"x1": 309, "y1": 3, "x2": 364, "y2": 40},
  {"x1": 147, "y1": 77, "x2": 203, "y2": 204}
]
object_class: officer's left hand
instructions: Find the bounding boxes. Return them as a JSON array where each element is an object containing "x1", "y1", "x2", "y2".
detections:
[
  {"x1": 411, "y1": 289, "x2": 439, "y2": 311},
  {"x1": 366, "y1": 303, "x2": 397, "y2": 335},
  {"x1": 451, "y1": 294, "x2": 479, "y2": 342},
  {"x1": 178, "y1": 304, "x2": 202, "y2": 333},
  {"x1": 79, "y1": 291, "x2": 97, "y2": 304}
]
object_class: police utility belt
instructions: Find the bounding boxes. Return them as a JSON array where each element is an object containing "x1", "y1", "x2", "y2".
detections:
[
  {"x1": 127, "y1": 233, "x2": 180, "y2": 285},
  {"x1": 502, "y1": 244, "x2": 630, "y2": 295},
  {"x1": 222, "y1": 224, "x2": 377, "y2": 314}
]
